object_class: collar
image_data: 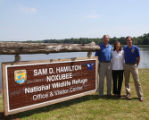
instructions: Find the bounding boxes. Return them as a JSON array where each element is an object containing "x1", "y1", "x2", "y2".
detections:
[{"x1": 101, "y1": 43, "x2": 110, "y2": 48}]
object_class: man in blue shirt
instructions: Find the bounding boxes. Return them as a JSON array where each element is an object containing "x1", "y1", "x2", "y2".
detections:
[
  {"x1": 95, "y1": 35, "x2": 112, "y2": 96},
  {"x1": 123, "y1": 36, "x2": 144, "y2": 102}
]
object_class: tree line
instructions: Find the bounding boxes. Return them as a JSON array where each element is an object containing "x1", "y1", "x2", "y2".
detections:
[{"x1": 26, "y1": 33, "x2": 149, "y2": 45}]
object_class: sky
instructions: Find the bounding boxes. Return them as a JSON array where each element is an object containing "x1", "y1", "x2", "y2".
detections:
[{"x1": 0, "y1": 0, "x2": 149, "y2": 41}]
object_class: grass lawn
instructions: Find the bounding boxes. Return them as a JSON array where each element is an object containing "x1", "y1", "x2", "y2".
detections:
[{"x1": 0, "y1": 69, "x2": 149, "y2": 120}]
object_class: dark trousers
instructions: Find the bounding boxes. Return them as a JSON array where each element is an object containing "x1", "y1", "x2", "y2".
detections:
[{"x1": 112, "y1": 70, "x2": 124, "y2": 95}]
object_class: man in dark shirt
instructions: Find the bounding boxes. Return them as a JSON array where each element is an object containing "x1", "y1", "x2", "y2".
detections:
[
  {"x1": 95, "y1": 35, "x2": 112, "y2": 96},
  {"x1": 123, "y1": 36, "x2": 144, "y2": 102}
]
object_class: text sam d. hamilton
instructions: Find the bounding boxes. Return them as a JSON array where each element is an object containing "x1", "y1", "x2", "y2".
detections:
[{"x1": 24, "y1": 65, "x2": 89, "y2": 101}]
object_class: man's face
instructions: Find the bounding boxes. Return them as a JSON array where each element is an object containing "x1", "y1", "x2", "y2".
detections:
[
  {"x1": 126, "y1": 37, "x2": 133, "y2": 46},
  {"x1": 103, "y1": 35, "x2": 109, "y2": 44}
]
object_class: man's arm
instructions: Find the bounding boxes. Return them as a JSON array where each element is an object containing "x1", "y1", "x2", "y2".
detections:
[
  {"x1": 136, "y1": 46, "x2": 140, "y2": 66},
  {"x1": 137, "y1": 56, "x2": 140, "y2": 66}
]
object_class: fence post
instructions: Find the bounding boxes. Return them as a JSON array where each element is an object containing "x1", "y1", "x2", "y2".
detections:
[
  {"x1": 87, "y1": 42, "x2": 96, "y2": 57},
  {"x1": 15, "y1": 54, "x2": 21, "y2": 62}
]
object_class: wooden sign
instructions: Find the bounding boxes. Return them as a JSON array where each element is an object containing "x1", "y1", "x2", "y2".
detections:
[{"x1": 2, "y1": 57, "x2": 98, "y2": 115}]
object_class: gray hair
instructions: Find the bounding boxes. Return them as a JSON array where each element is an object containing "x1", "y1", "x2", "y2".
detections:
[{"x1": 103, "y1": 35, "x2": 109, "y2": 39}]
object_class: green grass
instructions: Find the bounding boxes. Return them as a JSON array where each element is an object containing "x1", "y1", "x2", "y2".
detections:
[{"x1": 0, "y1": 69, "x2": 149, "y2": 120}]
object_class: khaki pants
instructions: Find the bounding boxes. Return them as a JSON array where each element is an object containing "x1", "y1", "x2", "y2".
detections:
[
  {"x1": 99, "y1": 62, "x2": 112, "y2": 96},
  {"x1": 124, "y1": 64, "x2": 143, "y2": 98}
]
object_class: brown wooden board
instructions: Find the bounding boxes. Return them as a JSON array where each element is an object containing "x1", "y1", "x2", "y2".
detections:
[{"x1": 2, "y1": 57, "x2": 98, "y2": 116}]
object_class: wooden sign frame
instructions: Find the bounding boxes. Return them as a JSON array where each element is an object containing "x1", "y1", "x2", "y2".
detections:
[{"x1": 2, "y1": 57, "x2": 98, "y2": 116}]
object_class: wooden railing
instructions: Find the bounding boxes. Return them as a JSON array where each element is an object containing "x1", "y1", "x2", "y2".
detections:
[{"x1": 0, "y1": 42, "x2": 100, "y2": 61}]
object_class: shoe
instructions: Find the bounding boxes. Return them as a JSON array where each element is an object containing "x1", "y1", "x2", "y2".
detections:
[
  {"x1": 99, "y1": 95, "x2": 103, "y2": 98},
  {"x1": 126, "y1": 94, "x2": 131, "y2": 100},
  {"x1": 107, "y1": 93, "x2": 112, "y2": 96},
  {"x1": 106, "y1": 94, "x2": 112, "y2": 98},
  {"x1": 139, "y1": 97, "x2": 144, "y2": 102},
  {"x1": 113, "y1": 94, "x2": 117, "y2": 97},
  {"x1": 117, "y1": 94, "x2": 121, "y2": 98}
]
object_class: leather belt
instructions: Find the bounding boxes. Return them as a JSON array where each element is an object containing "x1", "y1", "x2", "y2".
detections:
[
  {"x1": 126, "y1": 63, "x2": 136, "y2": 65},
  {"x1": 100, "y1": 61, "x2": 111, "y2": 63}
]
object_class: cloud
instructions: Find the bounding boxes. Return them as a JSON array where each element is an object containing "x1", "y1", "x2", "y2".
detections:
[
  {"x1": 19, "y1": 6, "x2": 37, "y2": 14},
  {"x1": 87, "y1": 12, "x2": 99, "y2": 19}
]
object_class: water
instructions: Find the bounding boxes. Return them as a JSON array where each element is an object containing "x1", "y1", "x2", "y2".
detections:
[
  {"x1": 0, "y1": 46, "x2": 149, "y2": 88},
  {"x1": 139, "y1": 46, "x2": 149, "y2": 68}
]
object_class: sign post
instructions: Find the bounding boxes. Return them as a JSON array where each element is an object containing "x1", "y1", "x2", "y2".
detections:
[{"x1": 2, "y1": 57, "x2": 98, "y2": 115}]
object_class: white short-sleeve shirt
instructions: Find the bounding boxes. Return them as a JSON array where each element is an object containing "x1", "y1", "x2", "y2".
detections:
[{"x1": 111, "y1": 50, "x2": 124, "y2": 70}]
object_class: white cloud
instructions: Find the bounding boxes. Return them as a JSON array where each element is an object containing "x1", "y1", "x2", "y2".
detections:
[{"x1": 19, "y1": 6, "x2": 37, "y2": 14}]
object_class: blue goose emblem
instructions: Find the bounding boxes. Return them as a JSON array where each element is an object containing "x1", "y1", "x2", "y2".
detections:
[{"x1": 83, "y1": 63, "x2": 94, "y2": 70}]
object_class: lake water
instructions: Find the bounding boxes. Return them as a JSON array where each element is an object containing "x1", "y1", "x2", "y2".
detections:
[{"x1": 0, "y1": 46, "x2": 149, "y2": 88}]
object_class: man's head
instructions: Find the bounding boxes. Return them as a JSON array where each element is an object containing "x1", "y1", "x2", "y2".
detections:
[
  {"x1": 103, "y1": 35, "x2": 109, "y2": 45},
  {"x1": 126, "y1": 36, "x2": 133, "y2": 47}
]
